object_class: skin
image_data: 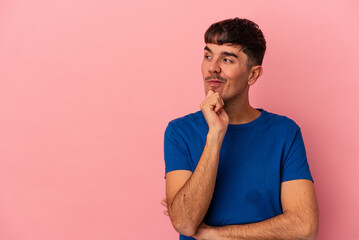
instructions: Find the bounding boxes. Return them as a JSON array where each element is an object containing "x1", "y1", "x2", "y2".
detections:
[
  {"x1": 201, "y1": 43, "x2": 263, "y2": 125},
  {"x1": 162, "y1": 43, "x2": 318, "y2": 239},
  {"x1": 165, "y1": 93, "x2": 227, "y2": 236}
]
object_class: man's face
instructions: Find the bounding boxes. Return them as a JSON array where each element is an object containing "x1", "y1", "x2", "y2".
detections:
[{"x1": 201, "y1": 43, "x2": 251, "y2": 103}]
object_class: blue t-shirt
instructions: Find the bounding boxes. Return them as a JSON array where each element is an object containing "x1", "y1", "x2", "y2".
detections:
[{"x1": 163, "y1": 108, "x2": 313, "y2": 240}]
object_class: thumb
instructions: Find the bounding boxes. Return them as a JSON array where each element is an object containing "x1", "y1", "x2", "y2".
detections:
[{"x1": 206, "y1": 89, "x2": 215, "y2": 98}]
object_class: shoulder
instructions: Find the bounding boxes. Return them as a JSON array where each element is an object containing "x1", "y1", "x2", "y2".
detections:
[
  {"x1": 168, "y1": 110, "x2": 204, "y2": 124},
  {"x1": 262, "y1": 109, "x2": 301, "y2": 135},
  {"x1": 166, "y1": 110, "x2": 206, "y2": 133}
]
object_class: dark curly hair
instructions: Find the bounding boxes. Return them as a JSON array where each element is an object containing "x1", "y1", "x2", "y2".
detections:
[{"x1": 204, "y1": 18, "x2": 266, "y2": 69}]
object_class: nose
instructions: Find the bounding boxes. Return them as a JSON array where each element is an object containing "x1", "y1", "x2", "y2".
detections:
[{"x1": 209, "y1": 59, "x2": 221, "y2": 74}]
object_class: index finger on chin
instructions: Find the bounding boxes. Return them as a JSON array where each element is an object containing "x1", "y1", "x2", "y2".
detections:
[{"x1": 206, "y1": 89, "x2": 215, "y2": 97}]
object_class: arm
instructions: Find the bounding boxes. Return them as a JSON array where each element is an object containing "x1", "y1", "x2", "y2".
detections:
[
  {"x1": 166, "y1": 90, "x2": 229, "y2": 236},
  {"x1": 166, "y1": 132, "x2": 224, "y2": 236},
  {"x1": 193, "y1": 179, "x2": 319, "y2": 240}
]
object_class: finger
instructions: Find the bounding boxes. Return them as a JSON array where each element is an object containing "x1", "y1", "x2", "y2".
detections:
[
  {"x1": 161, "y1": 200, "x2": 167, "y2": 207},
  {"x1": 206, "y1": 89, "x2": 215, "y2": 98},
  {"x1": 220, "y1": 95, "x2": 224, "y2": 106},
  {"x1": 210, "y1": 92, "x2": 224, "y2": 105},
  {"x1": 213, "y1": 98, "x2": 224, "y2": 113},
  {"x1": 218, "y1": 107, "x2": 229, "y2": 120},
  {"x1": 214, "y1": 103, "x2": 221, "y2": 113},
  {"x1": 201, "y1": 92, "x2": 223, "y2": 113}
]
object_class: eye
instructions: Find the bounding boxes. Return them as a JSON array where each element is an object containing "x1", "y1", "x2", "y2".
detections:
[
  {"x1": 223, "y1": 58, "x2": 233, "y2": 63},
  {"x1": 204, "y1": 55, "x2": 212, "y2": 60}
]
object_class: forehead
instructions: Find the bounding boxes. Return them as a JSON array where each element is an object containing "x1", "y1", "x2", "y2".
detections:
[{"x1": 204, "y1": 43, "x2": 243, "y2": 55}]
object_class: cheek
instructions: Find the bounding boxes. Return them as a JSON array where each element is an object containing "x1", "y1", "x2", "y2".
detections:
[
  {"x1": 201, "y1": 61, "x2": 206, "y2": 75},
  {"x1": 228, "y1": 70, "x2": 246, "y2": 83},
  {"x1": 224, "y1": 68, "x2": 239, "y2": 78}
]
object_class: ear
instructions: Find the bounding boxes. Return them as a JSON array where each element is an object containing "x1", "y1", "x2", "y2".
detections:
[{"x1": 248, "y1": 66, "x2": 263, "y2": 86}]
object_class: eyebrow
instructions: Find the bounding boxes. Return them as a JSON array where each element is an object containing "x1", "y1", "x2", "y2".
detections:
[{"x1": 204, "y1": 46, "x2": 239, "y2": 58}]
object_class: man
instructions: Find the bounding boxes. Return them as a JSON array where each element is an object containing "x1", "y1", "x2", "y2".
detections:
[{"x1": 162, "y1": 18, "x2": 318, "y2": 240}]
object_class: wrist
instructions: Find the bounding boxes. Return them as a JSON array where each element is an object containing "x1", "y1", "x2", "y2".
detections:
[{"x1": 207, "y1": 130, "x2": 226, "y2": 142}]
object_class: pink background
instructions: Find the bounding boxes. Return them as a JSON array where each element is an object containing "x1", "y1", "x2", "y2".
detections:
[{"x1": 0, "y1": 0, "x2": 358, "y2": 239}]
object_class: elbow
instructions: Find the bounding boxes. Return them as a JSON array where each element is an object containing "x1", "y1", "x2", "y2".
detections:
[
  {"x1": 167, "y1": 202, "x2": 201, "y2": 237},
  {"x1": 171, "y1": 218, "x2": 197, "y2": 237},
  {"x1": 173, "y1": 223, "x2": 197, "y2": 237},
  {"x1": 168, "y1": 209, "x2": 198, "y2": 237},
  {"x1": 300, "y1": 221, "x2": 318, "y2": 240},
  {"x1": 288, "y1": 208, "x2": 318, "y2": 240}
]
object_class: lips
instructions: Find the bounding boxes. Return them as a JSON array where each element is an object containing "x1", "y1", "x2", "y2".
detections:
[
  {"x1": 208, "y1": 80, "x2": 224, "y2": 87},
  {"x1": 208, "y1": 80, "x2": 224, "y2": 83}
]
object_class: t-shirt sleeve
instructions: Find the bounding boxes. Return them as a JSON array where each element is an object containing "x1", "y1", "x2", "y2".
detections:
[
  {"x1": 281, "y1": 127, "x2": 314, "y2": 183},
  {"x1": 163, "y1": 122, "x2": 192, "y2": 178}
]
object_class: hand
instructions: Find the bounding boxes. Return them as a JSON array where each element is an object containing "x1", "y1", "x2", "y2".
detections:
[
  {"x1": 200, "y1": 90, "x2": 229, "y2": 135},
  {"x1": 161, "y1": 198, "x2": 169, "y2": 216}
]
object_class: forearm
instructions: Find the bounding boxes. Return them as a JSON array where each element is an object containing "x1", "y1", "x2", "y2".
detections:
[
  {"x1": 169, "y1": 131, "x2": 224, "y2": 235},
  {"x1": 212, "y1": 210, "x2": 317, "y2": 240}
]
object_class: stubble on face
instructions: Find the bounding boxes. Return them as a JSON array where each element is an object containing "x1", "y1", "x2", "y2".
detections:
[{"x1": 201, "y1": 43, "x2": 250, "y2": 103}]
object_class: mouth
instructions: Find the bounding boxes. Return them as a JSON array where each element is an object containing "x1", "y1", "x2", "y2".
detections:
[
  {"x1": 207, "y1": 80, "x2": 224, "y2": 87},
  {"x1": 208, "y1": 80, "x2": 224, "y2": 83}
]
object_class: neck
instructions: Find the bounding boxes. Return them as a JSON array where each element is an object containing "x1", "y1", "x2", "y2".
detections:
[{"x1": 223, "y1": 90, "x2": 261, "y2": 125}]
